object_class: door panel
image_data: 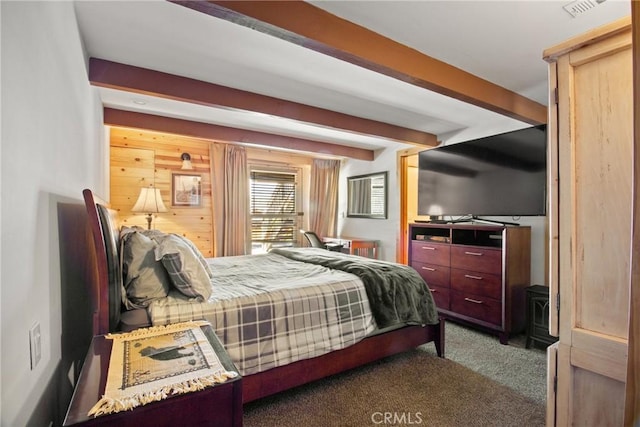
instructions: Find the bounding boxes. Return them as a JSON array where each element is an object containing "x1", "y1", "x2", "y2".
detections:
[
  {"x1": 547, "y1": 61, "x2": 560, "y2": 338},
  {"x1": 572, "y1": 47, "x2": 632, "y2": 339},
  {"x1": 546, "y1": 19, "x2": 632, "y2": 426},
  {"x1": 572, "y1": 368, "x2": 625, "y2": 426},
  {"x1": 546, "y1": 342, "x2": 558, "y2": 426}
]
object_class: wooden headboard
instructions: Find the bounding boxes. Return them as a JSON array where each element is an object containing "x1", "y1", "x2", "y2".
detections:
[{"x1": 82, "y1": 189, "x2": 122, "y2": 335}]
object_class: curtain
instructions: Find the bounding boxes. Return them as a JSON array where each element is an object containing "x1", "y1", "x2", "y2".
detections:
[
  {"x1": 309, "y1": 159, "x2": 340, "y2": 237},
  {"x1": 209, "y1": 142, "x2": 250, "y2": 256},
  {"x1": 210, "y1": 143, "x2": 225, "y2": 257},
  {"x1": 224, "y1": 145, "x2": 250, "y2": 255}
]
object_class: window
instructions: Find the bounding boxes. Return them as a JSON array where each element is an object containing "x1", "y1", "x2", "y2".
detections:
[{"x1": 250, "y1": 169, "x2": 300, "y2": 254}]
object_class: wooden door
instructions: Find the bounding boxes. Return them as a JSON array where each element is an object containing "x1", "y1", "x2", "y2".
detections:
[
  {"x1": 398, "y1": 147, "x2": 429, "y2": 264},
  {"x1": 544, "y1": 18, "x2": 632, "y2": 426}
]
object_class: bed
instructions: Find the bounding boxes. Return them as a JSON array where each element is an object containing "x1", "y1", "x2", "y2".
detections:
[{"x1": 82, "y1": 189, "x2": 444, "y2": 403}]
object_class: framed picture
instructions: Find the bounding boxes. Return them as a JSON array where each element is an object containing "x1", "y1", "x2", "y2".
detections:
[{"x1": 172, "y1": 173, "x2": 202, "y2": 207}]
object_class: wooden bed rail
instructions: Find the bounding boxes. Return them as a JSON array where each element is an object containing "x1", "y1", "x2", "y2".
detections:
[{"x1": 242, "y1": 320, "x2": 445, "y2": 403}]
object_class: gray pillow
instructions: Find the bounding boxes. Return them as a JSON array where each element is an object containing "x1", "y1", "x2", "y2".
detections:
[
  {"x1": 154, "y1": 234, "x2": 213, "y2": 301},
  {"x1": 121, "y1": 231, "x2": 172, "y2": 309}
]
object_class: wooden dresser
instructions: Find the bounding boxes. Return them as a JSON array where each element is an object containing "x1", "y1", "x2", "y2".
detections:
[{"x1": 408, "y1": 223, "x2": 531, "y2": 344}]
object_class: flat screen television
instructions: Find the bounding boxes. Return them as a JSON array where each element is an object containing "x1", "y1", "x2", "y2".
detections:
[{"x1": 417, "y1": 125, "x2": 547, "y2": 219}]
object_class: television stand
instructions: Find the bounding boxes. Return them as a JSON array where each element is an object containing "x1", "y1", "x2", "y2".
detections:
[
  {"x1": 408, "y1": 222, "x2": 531, "y2": 344},
  {"x1": 469, "y1": 216, "x2": 520, "y2": 227},
  {"x1": 416, "y1": 215, "x2": 474, "y2": 225},
  {"x1": 415, "y1": 219, "x2": 448, "y2": 224},
  {"x1": 416, "y1": 216, "x2": 520, "y2": 226}
]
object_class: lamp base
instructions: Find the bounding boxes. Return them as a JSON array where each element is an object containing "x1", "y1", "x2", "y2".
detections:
[{"x1": 145, "y1": 214, "x2": 153, "y2": 230}]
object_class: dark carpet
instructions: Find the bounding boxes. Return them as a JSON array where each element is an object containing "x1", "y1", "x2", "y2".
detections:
[{"x1": 243, "y1": 322, "x2": 546, "y2": 427}]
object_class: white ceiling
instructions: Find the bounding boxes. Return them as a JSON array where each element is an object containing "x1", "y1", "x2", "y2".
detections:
[{"x1": 74, "y1": 0, "x2": 631, "y2": 154}]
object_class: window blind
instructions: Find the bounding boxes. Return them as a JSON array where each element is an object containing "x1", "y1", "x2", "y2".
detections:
[{"x1": 250, "y1": 171, "x2": 297, "y2": 243}]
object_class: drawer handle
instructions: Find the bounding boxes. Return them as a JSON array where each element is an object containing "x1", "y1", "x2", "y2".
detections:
[
  {"x1": 464, "y1": 274, "x2": 483, "y2": 280},
  {"x1": 422, "y1": 247, "x2": 436, "y2": 250},
  {"x1": 464, "y1": 297, "x2": 483, "y2": 304},
  {"x1": 429, "y1": 288, "x2": 437, "y2": 292},
  {"x1": 421, "y1": 266, "x2": 436, "y2": 271},
  {"x1": 464, "y1": 251, "x2": 483, "y2": 256}
]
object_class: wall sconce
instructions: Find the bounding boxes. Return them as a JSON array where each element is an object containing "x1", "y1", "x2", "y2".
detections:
[
  {"x1": 181, "y1": 153, "x2": 193, "y2": 170},
  {"x1": 132, "y1": 186, "x2": 168, "y2": 229}
]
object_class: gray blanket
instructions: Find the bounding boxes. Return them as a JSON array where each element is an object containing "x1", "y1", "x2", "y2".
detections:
[{"x1": 270, "y1": 248, "x2": 439, "y2": 328}]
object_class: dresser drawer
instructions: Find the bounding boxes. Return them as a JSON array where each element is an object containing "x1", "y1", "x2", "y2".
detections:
[
  {"x1": 411, "y1": 241, "x2": 450, "y2": 266},
  {"x1": 411, "y1": 261, "x2": 450, "y2": 288},
  {"x1": 450, "y1": 246, "x2": 501, "y2": 275},
  {"x1": 426, "y1": 284, "x2": 450, "y2": 310},
  {"x1": 450, "y1": 268, "x2": 502, "y2": 299},
  {"x1": 450, "y1": 290, "x2": 502, "y2": 326}
]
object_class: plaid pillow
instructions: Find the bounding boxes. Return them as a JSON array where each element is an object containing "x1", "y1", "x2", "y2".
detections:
[
  {"x1": 154, "y1": 234, "x2": 212, "y2": 301},
  {"x1": 170, "y1": 234, "x2": 214, "y2": 279}
]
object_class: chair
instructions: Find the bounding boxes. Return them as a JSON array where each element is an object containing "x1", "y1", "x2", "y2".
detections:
[{"x1": 300, "y1": 230, "x2": 344, "y2": 252}]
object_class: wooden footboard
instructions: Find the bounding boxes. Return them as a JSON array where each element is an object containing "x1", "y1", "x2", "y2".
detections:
[{"x1": 242, "y1": 320, "x2": 444, "y2": 403}]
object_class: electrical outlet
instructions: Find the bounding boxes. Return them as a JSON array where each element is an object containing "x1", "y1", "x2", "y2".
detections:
[{"x1": 29, "y1": 322, "x2": 41, "y2": 369}]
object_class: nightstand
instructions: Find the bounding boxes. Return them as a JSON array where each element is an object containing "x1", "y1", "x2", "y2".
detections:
[
  {"x1": 525, "y1": 285, "x2": 558, "y2": 349},
  {"x1": 63, "y1": 324, "x2": 242, "y2": 426}
]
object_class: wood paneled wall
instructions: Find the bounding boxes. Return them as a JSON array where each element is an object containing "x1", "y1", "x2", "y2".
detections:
[
  {"x1": 111, "y1": 128, "x2": 214, "y2": 256},
  {"x1": 110, "y1": 127, "x2": 319, "y2": 257}
]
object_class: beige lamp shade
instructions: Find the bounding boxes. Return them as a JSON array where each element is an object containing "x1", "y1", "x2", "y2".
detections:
[{"x1": 132, "y1": 187, "x2": 168, "y2": 229}]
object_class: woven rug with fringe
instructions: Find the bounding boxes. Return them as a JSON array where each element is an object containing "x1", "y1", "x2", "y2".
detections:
[{"x1": 88, "y1": 320, "x2": 238, "y2": 417}]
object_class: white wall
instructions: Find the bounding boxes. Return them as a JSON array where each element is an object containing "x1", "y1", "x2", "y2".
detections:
[
  {"x1": 338, "y1": 144, "x2": 405, "y2": 261},
  {"x1": 1, "y1": 3, "x2": 105, "y2": 426}
]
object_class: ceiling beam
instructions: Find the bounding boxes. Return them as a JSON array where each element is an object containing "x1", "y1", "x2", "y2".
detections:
[
  {"x1": 90, "y1": 58, "x2": 437, "y2": 147},
  {"x1": 172, "y1": 0, "x2": 547, "y2": 125},
  {"x1": 103, "y1": 108, "x2": 375, "y2": 161}
]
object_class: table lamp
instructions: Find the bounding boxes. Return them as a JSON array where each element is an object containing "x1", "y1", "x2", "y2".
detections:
[{"x1": 131, "y1": 187, "x2": 168, "y2": 229}]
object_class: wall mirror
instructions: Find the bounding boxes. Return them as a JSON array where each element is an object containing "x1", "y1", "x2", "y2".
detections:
[{"x1": 347, "y1": 171, "x2": 388, "y2": 219}]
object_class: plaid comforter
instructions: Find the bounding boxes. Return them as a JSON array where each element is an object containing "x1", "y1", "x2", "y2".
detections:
[{"x1": 147, "y1": 251, "x2": 377, "y2": 375}]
